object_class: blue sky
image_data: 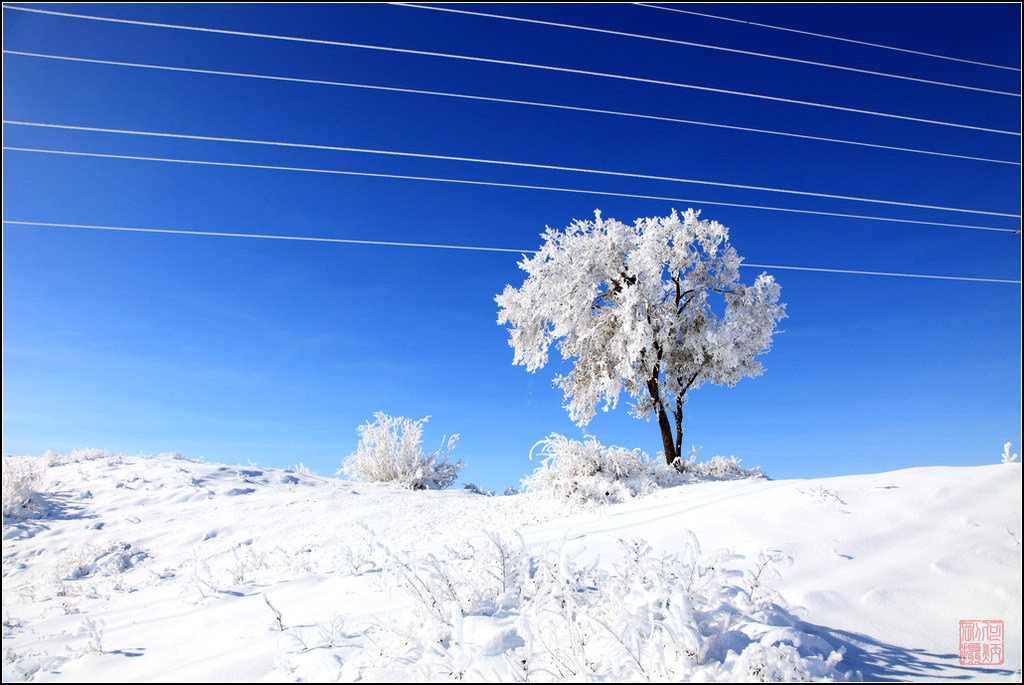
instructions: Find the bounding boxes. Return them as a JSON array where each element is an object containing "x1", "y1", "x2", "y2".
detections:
[{"x1": 2, "y1": 3, "x2": 1021, "y2": 492}]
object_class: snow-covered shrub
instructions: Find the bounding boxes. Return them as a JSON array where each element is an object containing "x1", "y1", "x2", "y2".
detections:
[
  {"x1": 42, "y1": 450, "x2": 66, "y2": 467},
  {"x1": 1002, "y1": 442, "x2": 1019, "y2": 464},
  {"x1": 379, "y1": 532, "x2": 849, "y2": 682},
  {"x1": 285, "y1": 462, "x2": 316, "y2": 475},
  {"x1": 675, "y1": 449, "x2": 765, "y2": 479},
  {"x1": 2, "y1": 456, "x2": 45, "y2": 520},
  {"x1": 69, "y1": 447, "x2": 116, "y2": 462},
  {"x1": 160, "y1": 451, "x2": 204, "y2": 464},
  {"x1": 513, "y1": 538, "x2": 834, "y2": 681},
  {"x1": 57, "y1": 542, "x2": 148, "y2": 582},
  {"x1": 40, "y1": 448, "x2": 126, "y2": 467},
  {"x1": 334, "y1": 523, "x2": 387, "y2": 576},
  {"x1": 385, "y1": 530, "x2": 528, "y2": 633},
  {"x1": 521, "y1": 434, "x2": 685, "y2": 506},
  {"x1": 341, "y1": 412, "x2": 463, "y2": 490},
  {"x1": 522, "y1": 436, "x2": 765, "y2": 507}
]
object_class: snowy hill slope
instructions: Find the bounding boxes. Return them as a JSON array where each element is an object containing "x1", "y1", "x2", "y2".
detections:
[{"x1": 3, "y1": 450, "x2": 1020, "y2": 681}]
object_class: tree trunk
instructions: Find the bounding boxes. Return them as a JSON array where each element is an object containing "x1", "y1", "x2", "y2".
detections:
[
  {"x1": 646, "y1": 375, "x2": 678, "y2": 465},
  {"x1": 656, "y1": 406, "x2": 678, "y2": 466},
  {"x1": 674, "y1": 392, "x2": 684, "y2": 461}
]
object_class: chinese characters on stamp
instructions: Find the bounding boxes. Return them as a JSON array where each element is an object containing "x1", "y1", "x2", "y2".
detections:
[{"x1": 959, "y1": 620, "x2": 1004, "y2": 666}]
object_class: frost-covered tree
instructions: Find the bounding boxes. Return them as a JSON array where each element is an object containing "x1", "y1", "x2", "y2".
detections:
[{"x1": 496, "y1": 209, "x2": 786, "y2": 466}]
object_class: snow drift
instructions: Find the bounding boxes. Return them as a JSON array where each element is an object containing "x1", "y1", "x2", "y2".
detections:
[{"x1": 2, "y1": 449, "x2": 1020, "y2": 681}]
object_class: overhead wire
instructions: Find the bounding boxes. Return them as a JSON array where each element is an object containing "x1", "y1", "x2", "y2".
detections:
[
  {"x1": 2, "y1": 5, "x2": 1019, "y2": 136},
  {"x1": 4, "y1": 146, "x2": 1019, "y2": 234},
  {"x1": 5, "y1": 120, "x2": 1016, "y2": 220},
  {"x1": 1, "y1": 6, "x2": 1016, "y2": 485},
  {"x1": 395, "y1": 3, "x2": 1021, "y2": 97},
  {"x1": 4, "y1": 220, "x2": 1019, "y2": 284},
  {"x1": 2, "y1": 6, "x2": 1019, "y2": 285},
  {"x1": 7, "y1": 49, "x2": 1018, "y2": 167},
  {"x1": 1, "y1": 220, "x2": 528, "y2": 254},
  {"x1": 635, "y1": 3, "x2": 1023, "y2": 72}
]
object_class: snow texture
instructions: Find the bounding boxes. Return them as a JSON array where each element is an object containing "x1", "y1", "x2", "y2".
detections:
[{"x1": 2, "y1": 449, "x2": 1021, "y2": 682}]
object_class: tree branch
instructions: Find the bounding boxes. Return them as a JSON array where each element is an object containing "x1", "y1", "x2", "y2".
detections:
[
  {"x1": 592, "y1": 271, "x2": 637, "y2": 310},
  {"x1": 670, "y1": 367, "x2": 705, "y2": 461}
]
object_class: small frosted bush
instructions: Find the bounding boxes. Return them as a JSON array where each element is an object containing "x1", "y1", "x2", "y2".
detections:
[
  {"x1": 463, "y1": 483, "x2": 494, "y2": 496},
  {"x1": 675, "y1": 450, "x2": 764, "y2": 479},
  {"x1": 42, "y1": 448, "x2": 122, "y2": 467},
  {"x1": 378, "y1": 532, "x2": 848, "y2": 681},
  {"x1": 2, "y1": 456, "x2": 45, "y2": 519},
  {"x1": 523, "y1": 435, "x2": 765, "y2": 506},
  {"x1": 1002, "y1": 442, "x2": 1019, "y2": 464},
  {"x1": 69, "y1": 447, "x2": 116, "y2": 462},
  {"x1": 341, "y1": 412, "x2": 463, "y2": 490},
  {"x1": 521, "y1": 434, "x2": 685, "y2": 505}
]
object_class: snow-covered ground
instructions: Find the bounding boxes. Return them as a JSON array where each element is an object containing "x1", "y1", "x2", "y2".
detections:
[{"x1": 3, "y1": 449, "x2": 1020, "y2": 682}]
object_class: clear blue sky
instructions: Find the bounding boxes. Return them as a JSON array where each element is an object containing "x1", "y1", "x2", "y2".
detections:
[{"x1": 3, "y1": 3, "x2": 1021, "y2": 492}]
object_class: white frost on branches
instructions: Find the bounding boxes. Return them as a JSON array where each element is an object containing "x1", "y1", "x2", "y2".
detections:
[
  {"x1": 376, "y1": 533, "x2": 847, "y2": 681},
  {"x1": 341, "y1": 412, "x2": 463, "y2": 490},
  {"x1": 522, "y1": 434, "x2": 764, "y2": 507},
  {"x1": 496, "y1": 209, "x2": 786, "y2": 462},
  {"x1": 1003, "y1": 442, "x2": 1019, "y2": 464},
  {"x1": 521, "y1": 433, "x2": 676, "y2": 506},
  {"x1": 2, "y1": 456, "x2": 45, "y2": 520}
]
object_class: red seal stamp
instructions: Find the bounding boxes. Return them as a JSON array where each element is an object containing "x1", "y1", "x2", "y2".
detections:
[{"x1": 959, "y1": 620, "x2": 1004, "y2": 666}]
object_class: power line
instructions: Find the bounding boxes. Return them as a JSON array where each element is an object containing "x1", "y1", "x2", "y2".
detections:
[
  {"x1": 1, "y1": 220, "x2": 527, "y2": 253},
  {"x1": 7, "y1": 120, "x2": 1017, "y2": 220},
  {"x1": 397, "y1": 3, "x2": 1020, "y2": 97},
  {"x1": 4, "y1": 145, "x2": 1019, "y2": 234},
  {"x1": 636, "y1": 3, "x2": 1023, "y2": 72},
  {"x1": 5, "y1": 220, "x2": 1019, "y2": 284},
  {"x1": 740, "y1": 262, "x2": 1020, "y2": 284},
  {"x1": 3, "y1": 5, "x2": 1019, "y2": 136},
  {"x1": 6, "y1": 50, "x2": 1018, "y2": 167}
]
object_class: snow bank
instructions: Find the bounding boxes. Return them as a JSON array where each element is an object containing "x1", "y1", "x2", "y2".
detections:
[{"x1": 2, "y1": 451, "x2": 1020, "y2": 681}]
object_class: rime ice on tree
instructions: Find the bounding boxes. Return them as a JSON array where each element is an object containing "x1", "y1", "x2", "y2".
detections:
[{"x1": 496, "y1": 209, "x2": 786, "y2": 465}]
